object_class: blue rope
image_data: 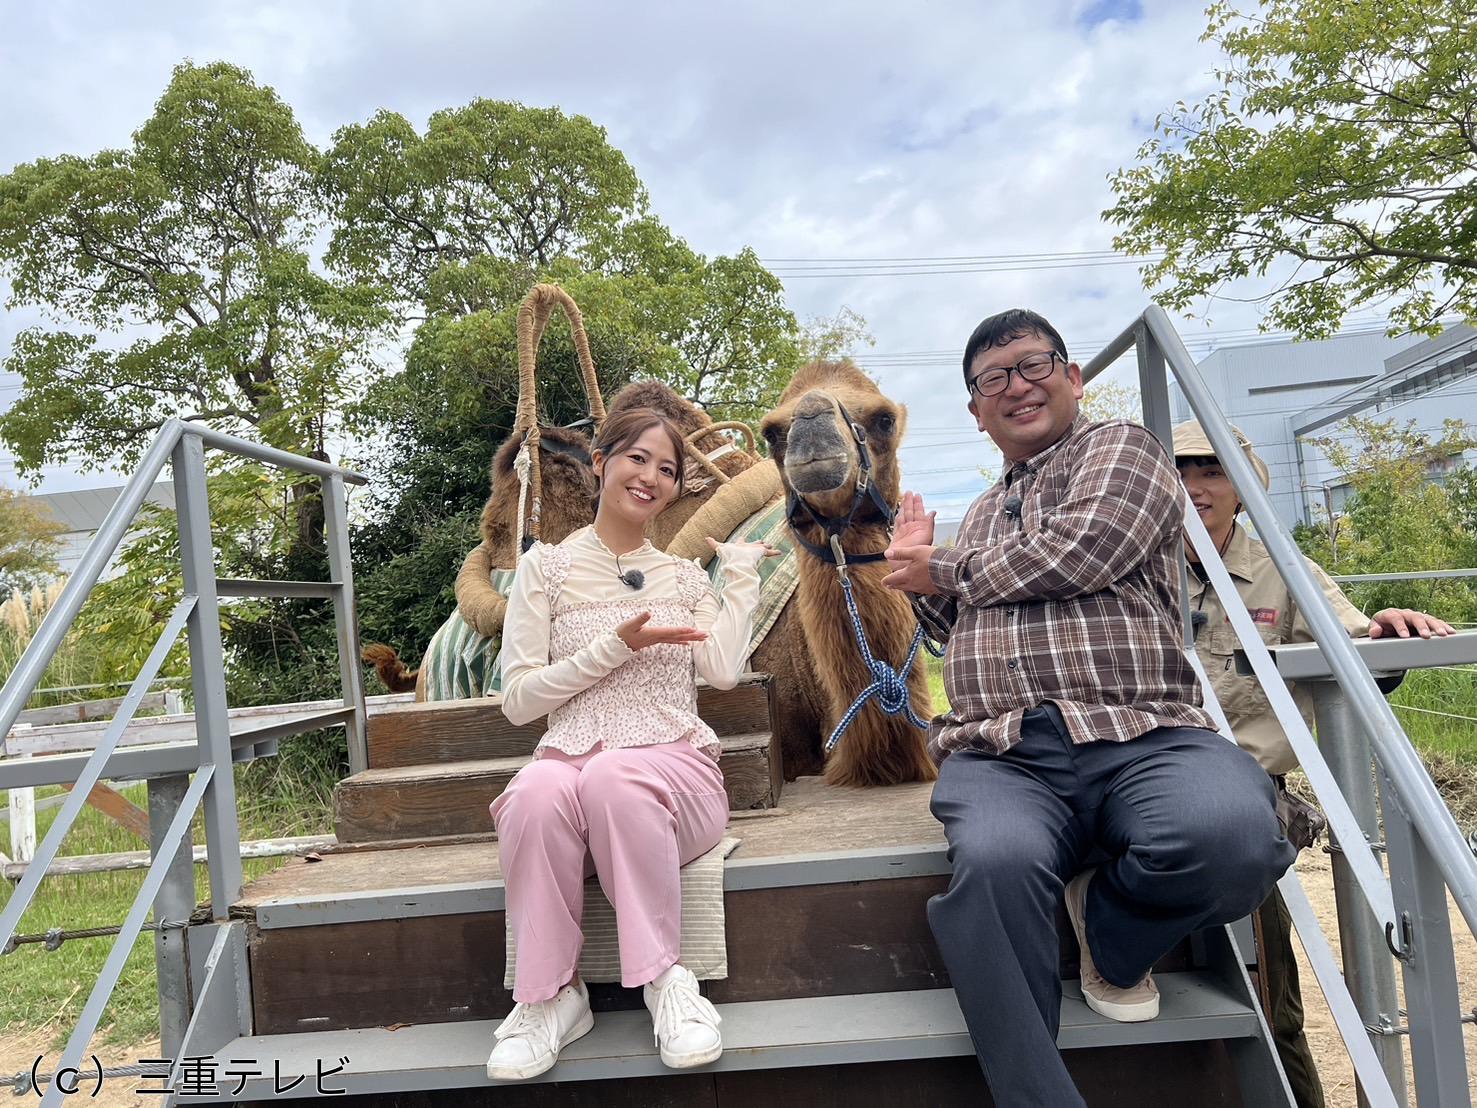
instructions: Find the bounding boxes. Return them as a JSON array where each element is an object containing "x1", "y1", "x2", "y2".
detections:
[{"x1": 824, "y1": 575, "x2": 943, "y2": 753}]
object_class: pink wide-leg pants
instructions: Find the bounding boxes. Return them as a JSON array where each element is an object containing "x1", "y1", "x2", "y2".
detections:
[{"x1": 490, "y1": 740, "x2": 729, "y2": 1002}]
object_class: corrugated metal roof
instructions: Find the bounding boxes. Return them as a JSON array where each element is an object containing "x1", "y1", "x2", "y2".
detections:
[{"x1": 23, "y1": 481, "x2": 175, "y2": 532}]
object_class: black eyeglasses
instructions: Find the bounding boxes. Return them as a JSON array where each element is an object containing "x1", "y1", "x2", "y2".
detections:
[{"x1": 967, "y1": 351, "x2": 1064, "y2": 399}]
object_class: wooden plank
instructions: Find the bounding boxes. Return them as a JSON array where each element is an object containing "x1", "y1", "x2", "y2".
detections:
[
  {"x1": 246, "y1": 872, "x2": 1192, "y2": 1034},
  {"x1": 17, "y1": 691, "x2": 167, "y2": 727},
  {"x1": 6, "y1": 752, "x2": 35, "y2": 863},
  {"x1": 713, "y1": 1044, "x2": 1240, "y2": 1107},
  {"x1": 335, "y1": 733, "x2": 778, "y2": 843},
  {"x1": 59, "y1": 779, "x2": 151, "y2": 841},
  {"x1": 2, "y1": 835, "x2": 342, "y2": 880},
  {"x1": 366, "y1": 675, "x2": 773, "y2": 769},
  {"x1": 238, "y1": 777, "x2": 939, "y2": 909},
  {"x1": 4, "y1": 693, "x2": 413, "y2": 757}
]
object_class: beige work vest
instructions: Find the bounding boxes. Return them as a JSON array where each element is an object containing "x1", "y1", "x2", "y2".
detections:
[{"x1": 1188, "y1": 525, "x2": 1369, "y2": 774}]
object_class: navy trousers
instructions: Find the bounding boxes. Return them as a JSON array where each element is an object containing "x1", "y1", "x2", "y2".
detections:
[{"x1": 928, "y1": 704, "x2": 1294, "y2": 1106}]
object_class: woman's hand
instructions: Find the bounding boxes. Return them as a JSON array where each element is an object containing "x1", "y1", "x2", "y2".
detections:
[
  {"x1": 706, "y1": 536, "x2": 781, "y2": 559},
  {"x1": 615, "y1": 611, "x2": 709, "y2": 651}
]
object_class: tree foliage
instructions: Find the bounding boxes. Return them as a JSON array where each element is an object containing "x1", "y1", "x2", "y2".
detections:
[
  {"x1": 0, "y1": 62, "x2": 393, "y2": 480},
  {"x1": 1296, "y1": 415, "x2": 1477, "y2": 621},
  {"x1": 1106, "y1": 0, "x2": 1477, "y2": 337},
  {"x1": 0, "y1": 486, "x2": 64, "y2": 592},
  {"x1": 0, "y1": 65, "x2": 806, "y2": 725}
]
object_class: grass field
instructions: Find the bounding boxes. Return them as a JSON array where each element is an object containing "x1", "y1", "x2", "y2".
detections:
[
  {"x1": 2, "y1": 661, "x2": 1472, "y2": 1049},
  {"x1": 1, "y1": 763, "x2": 332, "y2": 1047}
]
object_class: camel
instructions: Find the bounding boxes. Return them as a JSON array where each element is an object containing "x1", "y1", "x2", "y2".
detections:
[{"x1": 745, "y1": 360, "x2": 936, "y2": 787}]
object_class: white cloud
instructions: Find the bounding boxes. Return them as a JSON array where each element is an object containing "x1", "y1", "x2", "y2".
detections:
[{"x1": 1, "y1": 0, "x2": 1262, "y2": 514}]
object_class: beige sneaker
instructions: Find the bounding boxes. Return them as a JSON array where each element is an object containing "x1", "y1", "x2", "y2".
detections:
[{"x1": 1064, "y1": 868, "x2": 1160, "y2": 1022}]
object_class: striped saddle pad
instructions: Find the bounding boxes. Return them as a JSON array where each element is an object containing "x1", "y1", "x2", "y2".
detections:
[
  {"x1": 706, "y1": 497, "x2": 798, "y2": 656},
  {"x1": 421, "y1": 569, "x2": 518, "y2": 701}
]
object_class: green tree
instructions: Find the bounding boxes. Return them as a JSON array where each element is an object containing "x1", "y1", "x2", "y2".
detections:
[
  {"x1": 0, "y1": 61, "x2": 393, "y2": 546},
  {"x1": 1297, "y1": 415, "x2": 1477, "y2": 621},
  {"x1": 0, "y1": 486, "x2": 64, "y2": 591},
  {"x1": 320, "y1": 103, "x2": 799, "y2": 422},
  {"x1": 319, "y1": 101, "x2": 648, "y2": 301},
  {"x1": 1106, "y1": 0, "x2": 1477, "y2": 338},
  {"x1": 797, "y1": 305, "x2": 875, "y2": 363}
]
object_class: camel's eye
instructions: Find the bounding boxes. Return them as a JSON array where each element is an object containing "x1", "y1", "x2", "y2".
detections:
[
  {"x1": 763, "y1": 426, "x2": 782, "y2": 445},
  {"x1": 873, "y1": 412, "x2": 896, "y2": 434}
]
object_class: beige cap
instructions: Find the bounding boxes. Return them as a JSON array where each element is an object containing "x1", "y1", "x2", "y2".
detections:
[{"x1": 1171, "y1": 419, "x2": 1271, "y2": 490}]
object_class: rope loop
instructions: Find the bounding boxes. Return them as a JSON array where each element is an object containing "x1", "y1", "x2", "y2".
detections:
[{"x1": 824, "y1": 575, "x2": 935, "y2": 753}]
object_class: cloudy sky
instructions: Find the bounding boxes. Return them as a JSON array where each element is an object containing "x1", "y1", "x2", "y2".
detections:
[{"x1": 1, "y1": 0, "x2": 1287, "y2": 520}]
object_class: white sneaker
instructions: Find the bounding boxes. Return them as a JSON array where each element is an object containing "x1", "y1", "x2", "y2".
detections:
[
  {"x1": 486, "y1": 980, "x2": 594, "y2": 1080},
  {"x1": 643, "y1": 964, "x2": 723, "y2": 1068},
  {"x1": 1064, "y1": 868, "x2": 1160, "y2": 1022}
]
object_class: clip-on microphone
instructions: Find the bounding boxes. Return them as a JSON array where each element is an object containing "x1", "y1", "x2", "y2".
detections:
[
  {"x1": 615, "y1": 550, "x2": 645, "y2": 591},
  {"x1": 1003, "y1": 495, "x2": 1023, "y2": 520}
]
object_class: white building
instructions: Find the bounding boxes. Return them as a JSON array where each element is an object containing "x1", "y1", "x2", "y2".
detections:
[
  {"x1": 23, "y1": 481, "x2": 176, "y2": 579},
  {"x1": 1170, "y1": 324, "x2": 1477, "y2": 529}
]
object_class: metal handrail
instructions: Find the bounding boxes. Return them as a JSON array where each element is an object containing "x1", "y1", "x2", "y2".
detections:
[
  {"x1": 0, "y1": 418, "x2": 366, "y2": 752},
  {"x1": 1085, "y1": 305, "x2": 1477, "y2": 1104},
  {"x1": 0, "y1": 420, "x2": 368, "y2": 1100},
  {"x1": 1138, "y1": 305, "x2": 1477, "y2": 938}
]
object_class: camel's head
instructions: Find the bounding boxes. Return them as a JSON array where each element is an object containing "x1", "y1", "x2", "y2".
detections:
[
  {"x1": 480, "y1": 425, "x2": 597, "y2": 562},
  {"x1": 759, "y1": 360, "x2": 906, "y2": 528}
]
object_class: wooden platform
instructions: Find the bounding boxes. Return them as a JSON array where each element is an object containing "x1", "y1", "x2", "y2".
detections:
[
  {"x1": 213, "y1": 776, "x2": 1275, "y2": 1106},
  {"x1": 243, "y1": 777, "x2": 941, "y2": 912}
]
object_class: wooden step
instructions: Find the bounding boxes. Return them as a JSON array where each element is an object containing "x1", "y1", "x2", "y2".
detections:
[
  {"x1": 366, "y1": 674, "x2": 773, "y2": 768},
  {"x1": 247, "y1": 782, "x2": 1200, "y2": 1036},
  {"x1": 175, "y1": 983, "x2": 1254, "y2": 1104},
  {"x1": 334, "y1": 732, "x2": 782, "y2": 843}
]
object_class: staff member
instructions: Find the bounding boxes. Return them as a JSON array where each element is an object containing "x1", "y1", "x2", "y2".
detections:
[{"x1": 1173, "y1": 418, "x2": 1453, "y2": 1108}]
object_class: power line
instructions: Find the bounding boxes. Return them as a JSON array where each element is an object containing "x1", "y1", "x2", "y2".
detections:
[{"x1": 762, "y1": 249, "x2": 1163, "y2": 264}]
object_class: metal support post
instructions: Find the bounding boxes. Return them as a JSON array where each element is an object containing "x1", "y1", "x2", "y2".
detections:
[
  {"x1": 1134, "y1": 323, "x2": 1173, "y2": 450},
  {"x1": 1310, "y1": 681, "x2": 1408, "y2": 1107},
  {"x1": 322, "y1": 473, "x2": 367, "y2": 775},
  {"x1": 1381, "y1": 772, "x2": 1471, "y2": 1107},
  {"x1": 173, "y1": 433, "x2": 243, "y2": 917},
  {"x1": 147, "y1": 774, "x2": 195, "y2": 1057}
]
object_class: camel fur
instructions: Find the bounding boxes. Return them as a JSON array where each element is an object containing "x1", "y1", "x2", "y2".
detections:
[{"x1": 751, "y1": 360, "x2": 936, "y2": 787}]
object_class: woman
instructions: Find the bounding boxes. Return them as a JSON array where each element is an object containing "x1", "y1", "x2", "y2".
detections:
[{"x1": 486, "y1": 406, "x2": 772, "y2": 1081}]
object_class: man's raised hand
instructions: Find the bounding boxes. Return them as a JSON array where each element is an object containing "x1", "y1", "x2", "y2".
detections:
[
  {"x1": 615, "y1": 611, "x2": 709, "y2": 651},
  {"x1": 887, "y1": 491, "x2": 936, "y2": 557}
]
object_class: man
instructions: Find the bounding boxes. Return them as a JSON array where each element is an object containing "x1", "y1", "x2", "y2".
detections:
[
  {"x1": 1174, "y1": 418, "x2": 1453, "y2": 1108},
  {"x1": 882, "y1": 309, "x2": 1294, "y2": 1106}
]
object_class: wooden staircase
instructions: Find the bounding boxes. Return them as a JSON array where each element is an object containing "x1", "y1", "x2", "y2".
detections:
[
  {"x1": 332, "y1": 675, "x2": 781, "y2": 842},
  {"x1": 185, "y1": 678, "x2": 1293, "y2": 1106}
]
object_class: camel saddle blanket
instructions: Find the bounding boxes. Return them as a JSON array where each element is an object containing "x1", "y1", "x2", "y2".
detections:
[
  {"x1": 504, "y1": 837, "x2": 739, "y2": 986},
  {"x1": 422, "y1": 568, "x2": 518, "y2": 701},
  {"x1": 709, "y1": 497, "x2": 798, "y2": 656}
]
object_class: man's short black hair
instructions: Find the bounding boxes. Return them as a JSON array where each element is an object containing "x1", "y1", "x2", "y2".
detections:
[{"x1": 962, "y1": 309, "x2": 1069, "y2": 384}]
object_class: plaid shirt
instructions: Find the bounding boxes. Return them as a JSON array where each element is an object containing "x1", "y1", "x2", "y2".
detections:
[{"x1": 913, "y1": 417, "x2": 1218, "y2": 763}]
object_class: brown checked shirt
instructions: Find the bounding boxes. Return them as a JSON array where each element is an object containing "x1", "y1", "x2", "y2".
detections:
[{"x1": 913, "y1": 416, "x2": 1218, "y2": 764}]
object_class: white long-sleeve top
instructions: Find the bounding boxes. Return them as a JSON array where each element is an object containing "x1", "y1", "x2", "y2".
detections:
[{"x1": 499, "y1": 525, "x2": 767, "y2": 758}]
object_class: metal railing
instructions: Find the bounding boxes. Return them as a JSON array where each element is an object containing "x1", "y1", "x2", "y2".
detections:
[
  {"x1": 1085, "y1": 306, "x2": 1477, "y2": 1106},
  {"x1": 0, "y1": 419, "x2": 367, "y2": 1107}
]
